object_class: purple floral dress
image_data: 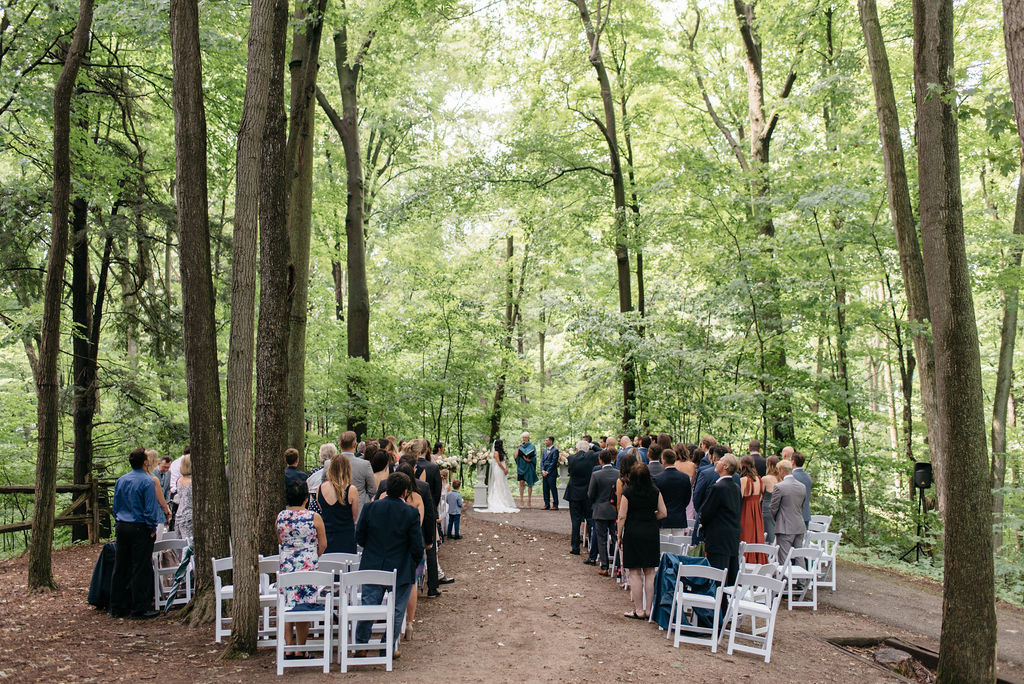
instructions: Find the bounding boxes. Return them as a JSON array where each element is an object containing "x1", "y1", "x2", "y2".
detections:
[{"x1": 276, "y1": 508, "x2": 319, "y2": 608}]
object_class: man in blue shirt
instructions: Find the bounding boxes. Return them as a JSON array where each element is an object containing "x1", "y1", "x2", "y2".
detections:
[{"x1": 110, "y1": 447, "x2": 159, "y2": 619}]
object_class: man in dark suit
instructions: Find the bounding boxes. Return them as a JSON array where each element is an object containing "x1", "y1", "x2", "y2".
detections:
[
  {"x1": 792, "y1": 452, "x2": 813, "y2": 528},
  {"x1": 565, "y1": 440, "x2": 598, "y2": 556},
  {"x1": 691, "y1": 445, "x2": 726, "y2": 544},
  {"x1": 416, "y1": 441, "x2": 443, "y2": 510},
  {"x1": 748, "y1": 439, "x2": 767, "y2": 478},
  {"x1": 654, "y1": 449, "x2": 691, "y2": 534},
  {"x1": 587, "y1": 449, "x2": 620, "y2": 575},
  {"x1": 700, "y1": 454, "x2": 743, "y2": 595},
  {"x1": 355, "y1": 471, "x2": 425, "y2": 653},
  {"x1": 646, "y1": 443, "x2": 666, "y2": 478},
  {"x1": 540, "y1": 436, "x2": 560, "y2": 510}
]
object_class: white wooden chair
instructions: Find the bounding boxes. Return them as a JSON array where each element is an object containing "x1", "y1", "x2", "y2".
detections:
[
  {"x1": 660, "y1": 541, "x2": 687, "y2": 557},
  {"x1": 275, "y1": 571, "x2": 333, "y2": 675},
  {"x1": 738, "y1": 542, "x2": 780, "y2": 574},
  {"x1": 212, "y1": 556, "x2": 233, "y2": 642},
  {"x1": 152, "y1": 539, "x2": 191, "y2": 611},
  {"x1": 781, "y1": 547, "x2": 822, "y2": 610},
  {"x1": 321, "y1": 552, "x2": 361, "y2": 568},
  {"x1": 258, "y1": 557, "x2": 280, "y2": 648},
  {"x1": 336, "y1": 570, "x2": 397, "y2": 672},
  {"x1": 808, "y1": 514, "x2": 832, "y2": 533},
  {"x1": 719, "y1": 573, "x2": 785, "y2": 662},
  {"x1": 806, "y1": 531, "x2": 841, "y2": 591},
  {"x1": 668, "y1": 564, "x2": 727, "y2": 652}
]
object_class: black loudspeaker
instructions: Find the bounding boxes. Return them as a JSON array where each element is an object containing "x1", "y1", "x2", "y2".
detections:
[{"x1": 913, "y1": 462, "x2": 932, "y2": 489}]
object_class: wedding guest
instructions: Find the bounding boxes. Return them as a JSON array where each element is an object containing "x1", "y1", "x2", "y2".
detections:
[
  {"x1": 175, "y1": 455, "x2": 194, "y2": 540},
  {"x1": 566, "y1": 440, "x2": 598, "y2": 557},
  {"x1": 144, "y1": 449, "x2": 172, "y2": 526},
  {"x1": 355, "y1": 472, "x2": 424, "y2": 656},
  {"x1": 306, "y1": 443, "x2": 337, "y2": 515},
  {"x1": 370, "y1": 447, "x2": 391, "y2": 495},
  {"x1": 438, "y1": 468, "x2": 450, "y2": 541},
  {"x1": 415, "y1": 438, "x2": 443, "y2": 511},
  {"x1": 701, "y1": 454, "x2": 742, "y2": 592},
  {"x1": 588, "y1": 448, "x2": 619, "y2": 575},
  {"x1": 691, "y1": 445, "x2": 726, "y2": 544},
  {"x1": 446, "y1": 480, "x2": 464, "y2": 539},
  {"x1": 654, "y1": 450, "x2": 691, "y2": 535},
  {"x1": 340, "y1": 431, "x2": 376, "y2": 507},
  {"x1": 155, "y1": 454, "x2": 172, "y2": 500},
  {"x1": 393, "y1": 461, "x2": 426, "y2": 634},
  {"x1": 657, "y1": 433, "x2": 673, "y2": 451},
  {"x1": 284, "y1": 448, "x2": 307, "y2": 488},
  {"x1": 738, "y1": 455, "x2": 767, "y2": 564},
  {"x1": 169, "y1": 445, "x2": 189, "y2": 495},
  {"x1": 110, "y1": 447, "x2": 159, "y2": 619},
  {"x1": 541, "y1": 436, "x2": 560, "y2": 510},
  {"x1": 748, "y1": 439, "x2": 767, "y2": 477},
  {"x1": 792, "y1": 452, "x2": 813, "y2": 527},
  {"x1": 637, "y1": 435, "x2": 651, "y2": 462},
  {"x1": 618, "y1": 462, "x2": 667, "y2": 619},
  {"x1": 646, "y1": 443, "x2": 665, "y2": 478},
  {"x1": 770, "y1": 460, "x2": 806, "y2": 566},
  {"x1": 515, "y1": 432, "x2": 538, "y2": 508},
  {"x1": 761, "y1": 456, "x2": 780, "y2": 543},
  {"x1": 315, "y1": 453, "x2": 358, "y2": 554},
  {"x1": 277, "y1": 479, "x2": 327, "y2": 657},
  {"x1": 614, "y1": 450, "x2": 639, "y2": 510}
]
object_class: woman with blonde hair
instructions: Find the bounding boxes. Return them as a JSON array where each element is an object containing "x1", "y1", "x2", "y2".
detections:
[
  {"x1": 315, "y1": 453, "x2": 359, "y2": 553},
  {"x1": 175, "y1": 454, "x2": 194, "y2": 539},
  {"x1": 761, "y1": 456, "x2": 780, "y2": 543}
]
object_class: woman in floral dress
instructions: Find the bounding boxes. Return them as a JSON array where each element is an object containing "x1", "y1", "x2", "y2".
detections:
[{"x1": 277, "y1": 479, "x2": 327, "y2": 656}]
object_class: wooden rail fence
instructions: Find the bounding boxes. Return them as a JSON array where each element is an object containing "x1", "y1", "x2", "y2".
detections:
[{"x1": 0, "y1": 480, "x2": 115, "y2": 544}]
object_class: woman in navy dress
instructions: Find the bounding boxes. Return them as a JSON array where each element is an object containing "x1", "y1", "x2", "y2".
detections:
[{"x1": 315, "y1": 454, "x2": 359, "y2": 553}]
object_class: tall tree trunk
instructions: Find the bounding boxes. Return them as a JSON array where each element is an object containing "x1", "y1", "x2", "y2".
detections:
[
  {"x1": 995, "y1": 0, "x2": 1024, "y2": 556},
  {"x1": 284, "y1": 0, "x2": 328, "y2": 462},
  {"x1": 169, "y1": 0, "x2": 232, "y2": 626},
  {"x1": 70, "y1": 198, "x2": 93, "y2": 544},
  {"x1": 858, "y1": 0, "x2": 944, "y2": 512},
  {"x1": 222, "y1": 0, "x2": 279, "y2": 654},
  {"x1": 28, "y1": 0, "x2": 94, "y2": 592},
  {"x1": 572, "y1": 0, "x2": 635, "y2": 429},
  {"x1": 254, "y1": 0, "x2": 291, "y2": 557},
  {"x1": 488, "y1": 236, "x2": 515, "y2": 442},
  {"x1": 913, "y1": 0, "x2": 996, "y2": 678}
]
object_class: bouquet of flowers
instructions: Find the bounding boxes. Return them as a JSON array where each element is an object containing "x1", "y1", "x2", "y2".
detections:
[
  {"x1": 438, "y1": 454, "x2": 461, "y2": 471},
  {"x1": 558, "y1": 451, "x2": 569, "y2": 466},
  {"x1": 463, "y1": 446, "x2": 491, "y2": 482}
]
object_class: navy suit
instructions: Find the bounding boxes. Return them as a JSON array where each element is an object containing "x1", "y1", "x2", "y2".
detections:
[
  {"x1": 701, "y1": 476, "x2": 742, "y2": 591},
  {"x1": 654, "y1": 468, "x2": 692, "y2": 530},
  {"x1": 541, "y1": 446, "x2": 560, "y2": 508},
  {"x1": 793, "y1": 467, "x2": 813, "y2": 526},
  {"x1": 565, "y1": 450, "x2": 598, "y2": 554}
]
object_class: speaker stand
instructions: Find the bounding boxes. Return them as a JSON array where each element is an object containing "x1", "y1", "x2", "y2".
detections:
[{"x1": 899, "y1": 487, "x2": 932, "y2": 563}]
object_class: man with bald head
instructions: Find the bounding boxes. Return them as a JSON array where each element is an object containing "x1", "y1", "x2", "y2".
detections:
[{"x1": 770, "y1": 459, "x2": 807, "y2": 565}]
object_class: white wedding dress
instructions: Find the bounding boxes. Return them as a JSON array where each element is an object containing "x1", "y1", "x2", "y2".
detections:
[{"x1": 481, "y1": 453, "x2": 519, "y2": 513}]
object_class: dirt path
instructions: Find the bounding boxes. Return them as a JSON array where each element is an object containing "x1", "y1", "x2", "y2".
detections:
[{"x1": 1, "y1": 507, "x2": 1019, "y2": 682}]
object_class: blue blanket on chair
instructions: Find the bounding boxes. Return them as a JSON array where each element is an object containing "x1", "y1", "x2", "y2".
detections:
[{"x1": 652, "y1": 554, "x2": 716, "y2": 630}]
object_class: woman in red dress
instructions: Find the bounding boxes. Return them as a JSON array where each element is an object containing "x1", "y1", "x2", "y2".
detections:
[{"x1": 739, "y1": 454, "x2": 768, "y2": 564}]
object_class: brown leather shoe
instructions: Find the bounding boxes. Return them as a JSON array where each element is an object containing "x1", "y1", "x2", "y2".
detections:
[{"x1": 598, "y1": 569, "x2": 609, "y2": 577}]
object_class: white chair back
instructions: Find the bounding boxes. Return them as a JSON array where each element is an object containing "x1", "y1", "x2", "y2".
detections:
[
  {"x1": 212, "y1": 556, "x2": 233, "y2": 643},
  {"x1": 337, "y1": 570, "x2": 397, "y2": 673},
  {"x1": 721, "y1": 572, "x2": 785, "y2": 663},
  {"x1": 275, "y1": 571, "x2": 334, "y2": 675},
  {"x1": 669, "y1": 564, "x2": 728, "y2": 653}
]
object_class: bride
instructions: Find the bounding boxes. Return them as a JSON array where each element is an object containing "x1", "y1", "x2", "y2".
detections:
[{"x1": 481, "y1": 439, "x2": 519, "y2": 513}]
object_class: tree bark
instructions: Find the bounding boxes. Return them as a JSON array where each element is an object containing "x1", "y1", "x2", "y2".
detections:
[
  {"x1": 254, "y1": 0, "x2": 292, "y2": 556},
  {"x1": 28, "y1": 0, "x2": 94, "y2": 592},
  {"x1": 488, "y1": 236, "x2": 516, "y2": 442},
  {"x1": 858, "y1": 0, "x2": 944, "y2": 512},
  {"x1": 169, "y1": 0, "x2": 232, "y2": 626},
  {"x1": 913, "y1": 0, "x2": 996, "y2": 678},
  {"x1": 284, "y1": 0, "x2": 329, "y2": 461}
]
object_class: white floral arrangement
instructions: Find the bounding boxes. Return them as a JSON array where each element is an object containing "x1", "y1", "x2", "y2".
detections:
[
  {"x1": 462, "y1": 447, "x2": 490, "y2": 467},
  {"x1": 437, "y1": 455, "x2": 460, "y2": 471},
  {"x1": 558, "y1": 451, "x2": 568, "y2": 466}
]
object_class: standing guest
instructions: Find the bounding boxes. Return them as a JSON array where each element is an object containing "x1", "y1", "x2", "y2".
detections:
[
  {"x1": 761, "y1": 456, "x2": 780, "y2": 543},
  {"x1": 355, "y1": 472, "x2": 424, "y2": 656},
  {"x1": 169, "y1": 445, "x2": 190, "y2": 495},
  {"x1": 770, "y1": 460, "x2": 807, "y2": 565},
  {"x1": 541, "y1": 436, "x2": 560, "y2": 510},
  {"x1": 403, "y1": 452, "x2": 442, "y2": 597},
  {"x1": 738, "y1": 455, "x2": 767, "y2": 564},
  {"x1": 614, "y1": 450, "x2": 638, "y2": 511},
  {"x1": 370, "y1": 448, "x2": 391, "y2": 495},
  {"x1": 144, "y1": 450, "x2": 172, "y2": 525},
  {"x1": 690, "y1": 445, "x2": 725, "y2": 543},
  {"x1": 565, "y1": 440, "x2": 598, "y2": 557},
  {"x1": 156, "y1": 455, "x2": 172, "y2": 500},
  {"x1": 438, "y1": 468, "x2": 450, "y2": 542},
  {"x1": 284, "y1": 448, "x2": 307, "y2": 487},
  {"x1": 657, "y1": 433, "x2": 673, "y2": 451},
  {"x1": 748, "y1": 440, "x2": 767, "y2": 478},
  {"x1": 306, "y1": 443, "x2": 337, "y2": 515},
  {"x1": 646, "y1": 443, "x2": 665, "y2": 478},
  {"x1": 110, "y1": 447, "x2": 159, "y2": 619},
  {"x1": 700, "y1": 454, "x2": 743, "y2": 593},
  {"x1": 673, "y1": 443, "x2": 696, "y2": 478},
  {"x1": 277, "y1": 479, "x2": 327, "y2": 657},
  {"x1": 340, "y1": 431, "x2": 377, "y2": 507},
  {"x1": 446, "y1": 480, "x2": 464, "y2": 539},
  {"x1": 617, "y1": 462, "x2": 667, "y2": 619},
  {"x1": 416, "y1": 439, "x2": 443, "y2": 511},
  {"x1": 175, "y1": 455, "x2": 194, "y2": 540},
  {"x1": 792, "y1": 452, "x2": 813, "y2": 528},
  {"x1": 316, "y1": 454, "x2": 359, "y2": 553},
  {"x1": 654, "y1": 450, "x2": 691, "y2": 535},
  {"x1": 637, "y1": 436, "x2": 651, "y2": 463},
  {"x1": 587, "y1": 449, "x2": 620, "y2": 575},
  {"x1": 515, "y1": 432, "x2": 538, "y2": 508}
]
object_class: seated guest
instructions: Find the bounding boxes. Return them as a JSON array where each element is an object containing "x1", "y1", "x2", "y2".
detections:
[
  {"x1": 617, "y1": 463, "x2": 667, "y2": 619},
  {"x1": 700, "y1": 454, "x2": 742, "y2": 594},
  {"x1": 646, "y1": 443, "x2": 665, "y2": 478},
  {"x1": 355, "y1": 472, "x2": 425, "y2": 656},
  {"x1": 175, "y1": 455, "x2": 194, "y2": 540},
  {"x1": 315, "y1": 454, "x2": 358, "y2": 553},
  {"x1": 654, "y1": 449, "x2": 691, "y2": 535},
  {"x1": 284, "y1": 448, "x2": 307, "y2": 487},
  {"x1": 277, "y1": 479, "x2": 327, "y2": 657},
  {"x1": 110, "y1": 447, "x2": 159, "y2": 619}
]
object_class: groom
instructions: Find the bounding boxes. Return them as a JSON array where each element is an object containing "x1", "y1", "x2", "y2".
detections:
[{"x1": 541, "y1": 436, "x2": 560, "y2": 510}]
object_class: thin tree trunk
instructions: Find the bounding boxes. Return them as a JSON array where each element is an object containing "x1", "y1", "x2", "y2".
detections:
[
  {"x1": 913, "y1": 0, "x2": 996, "y2": 678},
  {"x1": 28, "y1": 0, "x2": 94, "y2": 592},
  {"x1": 70, "y1": 197, "x2": 93, "y2": 544},
  {"x1": 488, "y1": 236, "x2": 515, "y2": 442},
  {"x1": 858, "y1": 0, "x2": 943, "y2": 512},
  {"x1": 538, "y1": 310, "x2": 546, "y2": 388},
  {"x1": 169, "y1": 0, "x2": 232, "y2": 626}
]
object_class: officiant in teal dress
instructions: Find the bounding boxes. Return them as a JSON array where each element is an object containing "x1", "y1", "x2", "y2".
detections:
[{"x1": 515, "y1": 432, "x2": 538, "y2": 508}]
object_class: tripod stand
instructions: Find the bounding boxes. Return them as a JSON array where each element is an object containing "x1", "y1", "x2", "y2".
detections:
[{"x1": 899, "y1": 485, "x2": 932, "y2": 563}]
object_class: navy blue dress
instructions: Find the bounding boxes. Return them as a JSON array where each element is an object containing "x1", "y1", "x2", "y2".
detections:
[{"x1": 317, "y1": 484, "x2": 357, "y2": 553}]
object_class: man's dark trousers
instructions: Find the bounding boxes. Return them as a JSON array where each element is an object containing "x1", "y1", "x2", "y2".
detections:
[
  {"x1": 705, "y1": 552, "x2": 739, "y2": 615},
  {"x1": 542, "y1": 471, "x2": 559, "y2": 508},
  {"x1": 426, "y1": 543, "x2": 439, "y2": 592},
  {"x1": 109, "y1": 521, "x2": 155, "y2": 616},
  {"x1": 569, "y1": 499, "x2": 589, "y2": 553},
  {"x1": 593, "y1": 518, "x2": 616, "y2": 569}
]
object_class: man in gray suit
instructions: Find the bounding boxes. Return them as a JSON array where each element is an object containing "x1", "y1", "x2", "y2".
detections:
[
  {"x1": 340, "y1": 430, "x2": 377, "y2": 508},
  {"x1": 769, "y1": 460, "x2": 807, "y2": 566},
  {"x1": 792, "y1": 452, "x2": 813, "y2": 528},
  {"x1": 587, "y1": 449, "x2": 619, "y2": 575}
]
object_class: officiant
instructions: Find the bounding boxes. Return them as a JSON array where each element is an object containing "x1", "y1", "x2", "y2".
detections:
[{"x1": 515, "y1": 432, "x2": 538, "y2": 508}]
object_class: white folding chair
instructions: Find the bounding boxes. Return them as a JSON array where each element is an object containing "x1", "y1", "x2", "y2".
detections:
[
  {"x1": 806, "y1": 531, "x2": 841, "y2": 591},
  {"x1": 258, "y1": 557, "x2": 280, "y2": 648},
  {"x1": 808, "y1": 514, "x2": 832, "y2": 533},
  {"x1": 275, "y1": 571, "x2": 333, "y2": 675},
  {"x1": 152, "y1": 539, "x2": 191, "y2": 611},
  {"x1": 738, "y1": 542, "x2": 780, "y2": 574},
  {"x1": 781, "y1": 547, "x2": 822, "y2": 610},
  {"x1": 212, "y1": 556, "x2": 233, "y2": 642},
  {"x1": 719, "y1": 572, "x2": 785, "y2": 662},
  {"x1": 668, "y1": 564, "x2": 727, "y2": 652},
  {"x1": 336, "y1": 569, "x2": 397, "y2": 672},
  {"x1": 321, "y1": 552, "x2": 361, "y2": 567},
  {"x1": 660, "y1": 541, "x2": 686, "y2": 557}
]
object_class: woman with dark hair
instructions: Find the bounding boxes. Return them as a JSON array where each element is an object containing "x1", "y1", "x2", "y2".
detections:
[
  {"x1": 481, "y1": 438, "x2": 519, "y2": 513},
  {"x1": 316, "y1": 454, "x2": 359, "y2": 553},
  {"x1": 394, "y1": 460, "x2": 426, "y2": 637},
  {"x1": 615, "y1": 450, "x2": 639, "y2": 509},
  {"x1": 739, "y1": 454, "x2": 767, "y2": 563},
  {"x1": 657, "y1": 433, "x2": 673, "y2": 451},
  {"x1": 617, "y1": 463, "x2": 667, "y2": 619},
  {"x1": 277, "y1": 479, "x2": 327, "y2": 656}
]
